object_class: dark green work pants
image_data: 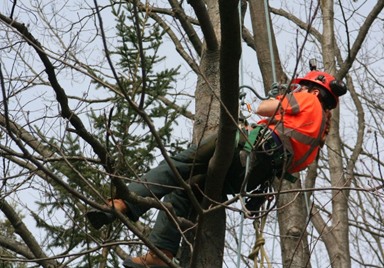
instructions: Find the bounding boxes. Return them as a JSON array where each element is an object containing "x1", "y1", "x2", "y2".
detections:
[{"x1": 125, "y1": 135, "x2": 277, "y2": 255}]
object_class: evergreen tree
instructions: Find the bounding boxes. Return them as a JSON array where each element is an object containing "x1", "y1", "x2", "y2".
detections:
[
  {"x1": 90, "y1": 2, "x2": 186, "y2": 178},
  {"x1": 29, "y1": 2, "x2": 187, "y2": 266}
]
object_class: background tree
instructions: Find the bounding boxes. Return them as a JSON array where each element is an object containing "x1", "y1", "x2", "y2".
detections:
[{"x1": 0, "y1": 1, "x2": 383, "y2": 267}]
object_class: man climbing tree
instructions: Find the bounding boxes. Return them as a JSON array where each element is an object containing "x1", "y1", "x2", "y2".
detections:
[{"x1": 86, "y1": 70, "x2": 347, "y2": 267}]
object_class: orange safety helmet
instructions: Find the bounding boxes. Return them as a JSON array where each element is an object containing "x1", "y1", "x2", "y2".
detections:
[{"x1": 292, "y1": 71, "x2": 347, "y2": 109}]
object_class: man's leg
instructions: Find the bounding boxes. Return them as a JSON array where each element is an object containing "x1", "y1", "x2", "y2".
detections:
[
  {"x1": 124, "y1": 159, "x2": 195, "y2": 221},
  {"x1": 123, "y1": 188, "x2": 192, "y2": 267},
  {"x1": 86, "y1": 158, "x2": 196, "y2": 229},
  {"x1": 86, "y1": 142, "x2": 208, "y2": 226}
]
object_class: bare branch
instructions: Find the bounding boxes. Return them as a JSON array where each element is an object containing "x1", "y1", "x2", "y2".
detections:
[
  {"x1": 339, "y1": 1, "x2": 384, "y2": 77},
  {"x1": 168, "y1": 0, "x2": 203, "y2": 55},
  {"x1": 0, "y1": 13, "x2": 109, "y2": 168}
]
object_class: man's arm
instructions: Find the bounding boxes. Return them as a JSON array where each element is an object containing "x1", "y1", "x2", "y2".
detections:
[{"x1": 256, "y1": 98, "x2": 280, "y2": 117}]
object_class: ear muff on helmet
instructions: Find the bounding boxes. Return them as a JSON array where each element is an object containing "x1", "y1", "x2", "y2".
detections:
[
  {"x1": 316, "y1": 79, "x2": 347, "y2": 110},
  {"x1": 329, "y1": 80, "x2": 348, "y2": 97}
]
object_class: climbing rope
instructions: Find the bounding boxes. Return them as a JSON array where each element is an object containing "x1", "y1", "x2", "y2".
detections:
[
  {"x1": 247, "y1": 187, "x2": 274, "y2": 268},
  {"x1": 236, "y1": 0, "x2": 279, "y2": 266},
  {"x1": 248, "y1": 215, "x2": 272, "y2": 268},
  {"x1": 236, "y1": 0, "x2": 279, "y2": 267},
  {"x1": 247, "y1": 0, "x2": 279, "y2": 266}
]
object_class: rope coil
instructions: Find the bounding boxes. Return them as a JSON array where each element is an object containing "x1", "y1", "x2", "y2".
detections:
[{"x1": 248, "y1": 216, "x2": 272, "y2": 268}]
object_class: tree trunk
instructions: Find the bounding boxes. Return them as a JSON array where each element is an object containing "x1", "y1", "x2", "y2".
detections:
[
  {"x1": 276, "y1": 179, "x2": 312, "y2": 268},
  {"x1": 248, "y1": 0, "x2": 287, "y2": 88},
  {"x1": 321, "y1": 0, "x2": 351, "y2": 267},
  {"x1": 193, "y1": 49, "x2": 221, "y2": 142},
  {"x1": 192, "y1": 0, "x2": 221, "y2": 142},
  {"x1": 191, "y1": 0, "x2": 241, "y2": 267},
  {"x1": 181, "y1": 0, "x2": 222, "y2": 266}
]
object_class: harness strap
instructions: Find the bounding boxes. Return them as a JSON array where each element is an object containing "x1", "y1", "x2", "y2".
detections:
[{"x1": 243, "y1": 126, "x2": 263, "y2": 153}]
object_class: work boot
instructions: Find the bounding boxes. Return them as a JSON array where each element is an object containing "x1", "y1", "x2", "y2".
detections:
[
  {"x1": 86, "y1": 210, "x2": 115, "y2": 230},
  {"x1": 123, "y1": 249, "x2": 174, "y2": 268},
  {"x1": 86, "y1": 199, "x2": 127, "y2": 230}
]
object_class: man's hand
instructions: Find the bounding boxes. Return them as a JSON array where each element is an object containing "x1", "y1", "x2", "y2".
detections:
[{"x1": 267, "y1": 82, "x2": 288, "y2": 99}]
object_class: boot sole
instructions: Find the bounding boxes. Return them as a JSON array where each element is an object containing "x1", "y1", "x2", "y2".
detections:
[
  {"x1": 123, "y1": 257, "x2": 169, "y2": 268},
  {"x1": 86, "y1": 210, "x2": 115, "y2": 229}
]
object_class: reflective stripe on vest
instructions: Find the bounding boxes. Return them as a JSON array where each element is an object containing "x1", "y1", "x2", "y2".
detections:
[
  {"x1": 274, "y1": 109, "x2": 327, "y2": 170},
  {"x1": 286, "y1": 94, "x2": 300, "y2": 114}
]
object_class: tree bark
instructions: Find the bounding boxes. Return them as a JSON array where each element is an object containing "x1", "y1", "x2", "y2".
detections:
[
  {"x1": 276, "y1": 179, "x2": 312, "y2": 268},
  {"x1": 321, "y1": 0, "x2": 351, "y2": 267},
  {"x1": 248, "y1": 0, "x2": 287, "y2": 88},
  {"x1": 192, "y1": 0, "x2": 221, "y2": 143}
]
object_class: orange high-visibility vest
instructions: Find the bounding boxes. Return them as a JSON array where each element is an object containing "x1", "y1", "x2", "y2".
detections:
[{"x1": 258, "y1": 92, "x2": 327, "y2": 173}]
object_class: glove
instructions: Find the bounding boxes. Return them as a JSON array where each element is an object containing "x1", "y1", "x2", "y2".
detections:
[{"x1": 268, "y1": 82, "x2": 288, "y2": 98}]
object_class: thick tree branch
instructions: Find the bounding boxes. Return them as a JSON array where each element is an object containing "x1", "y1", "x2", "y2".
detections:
[
  {"x1": 204, "y1": 0, "x2": 241, "y2": 202},
  {"x1": 344, "y1": 74, "x2": 365, "y2": 171},
  {"x1": 191, "y1": 1, "x2": 240, "y2": 266},
  {"x1": 168, "y1": 0, "x2": 203, "y2": 55},
  {"x1": 188, "y1": 0, "x2": 219, "y2": 51},
  {"x1": 0, "y1": 200, "x2": 59, "y2": 267},
  {"x1": 0, "y1": 235, "x2": 35, "y2": 260}
]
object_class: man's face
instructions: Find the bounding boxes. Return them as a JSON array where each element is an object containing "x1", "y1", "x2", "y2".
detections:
[{"x1": 299, "y1": 85, "x2": 320, "y2": 96}]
